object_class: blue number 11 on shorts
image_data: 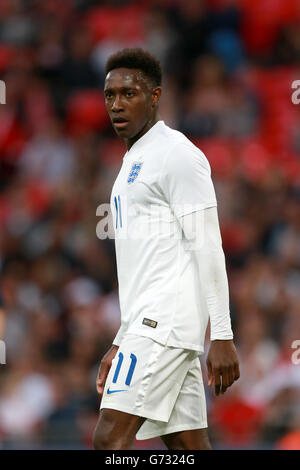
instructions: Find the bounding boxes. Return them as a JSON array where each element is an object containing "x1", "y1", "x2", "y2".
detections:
[{"x1": 112, "y1": 352, "x2": 137, "y2": 387}]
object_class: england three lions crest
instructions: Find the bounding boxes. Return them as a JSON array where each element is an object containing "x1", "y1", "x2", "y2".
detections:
[{"x1": 127, "y1": 161, "x2": 143, "y2": 184}]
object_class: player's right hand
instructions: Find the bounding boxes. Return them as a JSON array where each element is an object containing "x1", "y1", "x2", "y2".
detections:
[{"x1": 96, "y1": 345, "x2": 119, "y2": 395}]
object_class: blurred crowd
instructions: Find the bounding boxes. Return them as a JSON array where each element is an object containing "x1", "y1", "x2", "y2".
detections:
[{"x1": 0, "y1": 0, "x2": 299, "y2": 450}]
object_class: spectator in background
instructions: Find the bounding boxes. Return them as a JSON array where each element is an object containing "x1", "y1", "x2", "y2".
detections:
[
  {"x1": 18, "y1": 116, "x2": 76, "y2": 188},
  {"x1": 59, "y1": 25, "x2": 100, "y2": 93},
  {"x1": 180, "y1": 55, "x2": 257, "y2": 137}
]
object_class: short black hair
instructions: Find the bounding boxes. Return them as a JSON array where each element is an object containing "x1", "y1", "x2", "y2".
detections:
[{"x1": 105, "y1": 48, "x2": 162, "y2": 87}]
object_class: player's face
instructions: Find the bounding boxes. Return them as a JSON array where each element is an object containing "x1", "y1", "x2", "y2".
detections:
[{"x1": 104, "y1": 68, "x2": 158, "y2": 140}]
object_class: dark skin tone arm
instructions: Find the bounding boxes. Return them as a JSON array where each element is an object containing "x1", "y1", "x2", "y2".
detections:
[
  {"x1": 96, "y1": 344, "x2": 118, "y2": 395},
  {"x1": 207, "y1": 339, "x2": 240, "y2": 395},
  {"x1": 0, "y1": 308, "x2": 4, "y2": 340}
]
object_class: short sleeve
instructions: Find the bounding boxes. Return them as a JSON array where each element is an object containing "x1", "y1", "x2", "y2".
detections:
[{"x1": 159, "y1": 141, "x2": 217, "y2": 218}]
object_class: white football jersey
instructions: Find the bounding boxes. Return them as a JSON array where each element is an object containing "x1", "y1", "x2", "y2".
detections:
[{"x1": 111, "y1": 120, "x2": 217, "y2": 353}]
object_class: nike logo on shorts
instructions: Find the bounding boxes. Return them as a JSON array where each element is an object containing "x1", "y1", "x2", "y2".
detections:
[{"x1": 107, "y1": 388, "x2": 127, "y2": 394}]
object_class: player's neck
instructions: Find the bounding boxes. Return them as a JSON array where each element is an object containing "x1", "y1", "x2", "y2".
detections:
[{"x1": 125, "y1": 114, "x2": 160, "y2": 151}]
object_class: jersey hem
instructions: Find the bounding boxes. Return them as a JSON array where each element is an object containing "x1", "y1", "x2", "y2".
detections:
[
  {"x1": 166, "y1": 340, "x2": 204, "y2": 354},
  {"x1": 122, "y1": 330, "x2": 205, "y2": 354}
]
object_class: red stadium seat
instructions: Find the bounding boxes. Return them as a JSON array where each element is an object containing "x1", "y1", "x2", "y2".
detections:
[
  {"x1": 26, "y1": 180, "x2": 52, "y2": 217},
  {"x1": 99, "y1": 138, "x2": 126, "y2": 166},
  {"x1": 192, "y1": 138, "x2": 234, "y2": 179},
  {"x1": 236, "y1": 137, "x2": 272, "y2": 182},
  {"x1": 84, "y1": 6, "x2": 147, "y2": 44},
  {"x1": 276, "y1": 431, "x2": 300, "y2": 450},
  {"x1": 66, "y1": 90, "x2": 109, "y2": 136},
  {"x1": 241, "y1": 0, "x2": 300, "y2": 54},
  {"x1": 211, "y1": 396, "x2": 264, "y2": 445},
  {"x1": 0, "y1": 45, "x2": 16, "y2": 72}
]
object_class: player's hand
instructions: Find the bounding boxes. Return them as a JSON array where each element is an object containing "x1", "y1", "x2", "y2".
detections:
[
  {"x1": 206, "y1": 339, "x2": 240, "y2": 396},
  {"x1": 96, "y1": 345, "x2": 119, "y2": 395}
]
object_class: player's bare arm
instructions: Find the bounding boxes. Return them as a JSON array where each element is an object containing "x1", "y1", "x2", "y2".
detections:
[
  {"x1": 0, "y1": 308, "x2": 5, "y2": 339},
  {"x1": 96, "y1": 345, "x2": 119, "y2": 395},
  {"x1": 0, "y1": 287, "x2": 5, "y2": 339},
  {"x1": 206, "y1": 339, "x2": 240, "y2": 396}
]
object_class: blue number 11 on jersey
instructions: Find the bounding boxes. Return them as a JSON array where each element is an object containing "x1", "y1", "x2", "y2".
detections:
[{"x1": 114, "y1": 194, "x2": 122, "y2": 229}]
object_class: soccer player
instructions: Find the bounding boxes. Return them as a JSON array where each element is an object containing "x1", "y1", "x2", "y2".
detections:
[{"x1": 93, "y1": 48, "x2": 240, "y2": 450}]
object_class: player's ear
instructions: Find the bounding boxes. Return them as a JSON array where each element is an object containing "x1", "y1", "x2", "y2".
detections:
[{"x1": 151, "y1": 87, "x2": 162, "y2": 107}]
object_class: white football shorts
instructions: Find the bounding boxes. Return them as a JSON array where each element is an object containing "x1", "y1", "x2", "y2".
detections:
[{"x1": 100, "y1": 333, "x2": 208, "y2": 440}]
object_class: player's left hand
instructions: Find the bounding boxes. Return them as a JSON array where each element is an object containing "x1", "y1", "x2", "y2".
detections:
[{"x1": 206, "y1": 339, "x2": 240, "y2": 396}]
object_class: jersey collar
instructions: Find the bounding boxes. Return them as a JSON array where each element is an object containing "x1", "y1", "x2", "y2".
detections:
[{"x1": 125, "y1": 120, "x2": 165, "y2": 157}]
